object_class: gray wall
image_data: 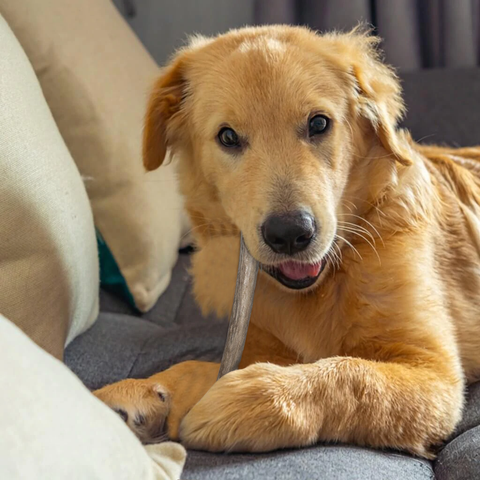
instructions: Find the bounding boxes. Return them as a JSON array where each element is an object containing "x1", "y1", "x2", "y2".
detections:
[{"x1": 113, "y1": 0, "x2": 254, "y2": 66}]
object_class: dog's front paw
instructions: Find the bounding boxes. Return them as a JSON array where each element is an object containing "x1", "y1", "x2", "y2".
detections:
[
  {"x1": 179, "y1": 363, "x2": 320, "y2": 452},
  {"x1": 94, "y1": 379, "x2": 171, "y2": 444}
]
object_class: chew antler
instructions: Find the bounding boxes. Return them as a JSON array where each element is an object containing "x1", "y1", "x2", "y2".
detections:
[{"x1": 217, "y1": 234, "x2": 259, "y2": 379}]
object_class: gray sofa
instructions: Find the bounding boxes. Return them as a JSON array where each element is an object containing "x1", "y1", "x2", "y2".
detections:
[{"x1": 65, "y1": 68, "x2": 480, "y2": 480}]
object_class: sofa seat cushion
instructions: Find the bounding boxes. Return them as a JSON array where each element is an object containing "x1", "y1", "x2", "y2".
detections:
[{"x1": 434, "y1": 425, "x2": 480, "y2": 480}]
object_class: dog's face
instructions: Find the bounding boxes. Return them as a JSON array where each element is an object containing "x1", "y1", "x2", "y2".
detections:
[{"x1": 143, "y1": 26, "x2": 412, "y2": 291}]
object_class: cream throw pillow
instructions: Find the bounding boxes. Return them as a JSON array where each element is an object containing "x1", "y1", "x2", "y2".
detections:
[
  {"x1": 0, "y1": 0, "x2": 187, "y2": 312},
  {"x1": 0, "y1": 14, "x2": 99, "y2": 358},
  {"x1": 0, "y1": 315, "x2": 186, "y2": 480}
]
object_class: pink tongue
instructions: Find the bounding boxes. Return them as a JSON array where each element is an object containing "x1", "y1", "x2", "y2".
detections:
[{"x1": 278, "y1": 261, "x2": 322, "y2": 281}]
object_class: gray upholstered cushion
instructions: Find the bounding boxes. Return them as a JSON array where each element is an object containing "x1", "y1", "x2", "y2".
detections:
[
  {"x1": 434, "y1": 426, "x2": 480, "y2": 480},
  {"x1": 65, "y1": 257, "x2": 227, "y2": 390},
  {"x1": 65, "y1": 311, "x2": 227, "y2": 390},
  {"x1": 434, "y1": 382, "x2": 480, "y2": 480},
  {"x1": 184, "y1": 447, "x2": 433, "y2": 480},
  {"x1": 453, "y1": 382, "x2": 480, "y2": 438}
]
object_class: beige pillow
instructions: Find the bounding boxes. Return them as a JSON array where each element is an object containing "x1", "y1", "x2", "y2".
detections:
[
  {"x1": 0, "y1": 314, "x2": 186, "y2": 480},
  {"x1": 0, "y1": 0, "x2": 187, "y2": 312},
  {"x1": 0, "y1": 14, "x2": 99, "y2": 359}
]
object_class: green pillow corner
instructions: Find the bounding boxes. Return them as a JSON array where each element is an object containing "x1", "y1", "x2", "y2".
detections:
[{"x1": 96, "y1": 228, "x2": 139, "y2": 311}]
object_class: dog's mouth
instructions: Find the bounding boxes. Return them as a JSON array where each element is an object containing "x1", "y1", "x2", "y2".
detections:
[{"x1": 262, "y1": 259, "x2": 327, "y2": 290}]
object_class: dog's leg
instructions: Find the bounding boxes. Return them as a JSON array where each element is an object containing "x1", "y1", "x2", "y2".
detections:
[
  {"x1": 179, "y1": 347, "x2": 464, "y2": 458},
  {"x1": 94, "y1": 360, "x2": 220, "y2": 443},
  {"x1": 93, "y1": 324, "x2": 297, "y2": 442}
]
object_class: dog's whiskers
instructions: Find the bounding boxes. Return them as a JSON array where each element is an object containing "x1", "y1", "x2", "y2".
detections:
[
  {"x1": 337, "y1": 212, "x2": 385, "y2": 247},
  {"x1": 345, "y1": 196, "x2": 387, "y2": 218},
  {"x1": 344, "y1": 196, "x2": 389, "y2": 231},
  {"x1": 334, "y1": 233, "x2": 363, "y2": 261},
  {"x1": 332, "y1": 242, "x2": 343, "y2": 273},
  {"x1": 342, "y1": 199, "x2": 358, "y2": 213},
  {"x1": 325, "y1": 250, "x2": 336, "y2": 273},
  {"x1": 326, "y1": 241, "x2": 342, "y2": 273},
  {"x1": 337, "y1": 223, "x2": 381, "y2": 265},
  {"x1": 337, "y1": 220, "x2": 375, "y2": 242}
]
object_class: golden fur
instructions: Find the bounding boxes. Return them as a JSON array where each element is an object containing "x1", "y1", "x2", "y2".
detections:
[{"x1": 94, "y1": 25, "x2": 480, "y2": 458}]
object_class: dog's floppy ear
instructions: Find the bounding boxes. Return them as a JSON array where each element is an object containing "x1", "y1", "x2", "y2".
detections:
[
  {"x1": 326, "y1": 29, "x2": 413, "y2": 166},
  {"x1": 143, "y1": 34, "x2": 214, "y2": 171},
  {"x1": 142, "y1": 54, "x2": 189, "y2": 171}
]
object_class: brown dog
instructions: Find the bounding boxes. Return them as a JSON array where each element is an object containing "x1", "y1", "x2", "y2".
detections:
[{"x1": 94, "y1": 25, "x2": 480, "y2": 458}]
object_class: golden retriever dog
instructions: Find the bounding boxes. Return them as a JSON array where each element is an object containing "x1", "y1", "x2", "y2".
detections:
[{"x1": 94, "y1": 25, "x2": 480, "y2": 458}]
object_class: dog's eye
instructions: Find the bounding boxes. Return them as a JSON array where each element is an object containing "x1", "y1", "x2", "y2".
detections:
[
  {"x1": 308, "y1": 115, "x2": 329, "y2": 136},
  {"x1": 218, "y1": 127, "x2": 240, "y2": 148}
]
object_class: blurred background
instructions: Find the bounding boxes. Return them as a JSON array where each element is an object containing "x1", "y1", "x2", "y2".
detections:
[{"x1": 113, "y1": 0, "x2": 480, "y2": 71}]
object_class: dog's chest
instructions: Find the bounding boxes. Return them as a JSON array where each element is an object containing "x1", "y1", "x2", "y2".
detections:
[{"x1": 251, "y1": 273, "x2": 352, "y2": 362}]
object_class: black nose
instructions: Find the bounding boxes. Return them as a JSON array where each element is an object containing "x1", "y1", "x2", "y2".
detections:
[{"x1": 261, "y1": 211, "x2": 316, "y2": 255}]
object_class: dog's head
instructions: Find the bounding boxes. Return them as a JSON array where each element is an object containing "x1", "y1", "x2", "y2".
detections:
[{"x1": 143, "y1": 26, "x2": 412, "y2": 291}]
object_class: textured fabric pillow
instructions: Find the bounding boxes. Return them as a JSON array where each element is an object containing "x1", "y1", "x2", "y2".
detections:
[
  {"x1": 0, "y1": 315, "x2": 186, "y2": 480},
  {"x1": 0, "y1": 0, "x2": 187, "y2": 312},
  {"x1": 0, "y1": 14, "x2": 98, "y2": 359}
]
